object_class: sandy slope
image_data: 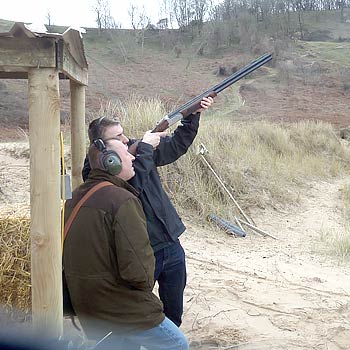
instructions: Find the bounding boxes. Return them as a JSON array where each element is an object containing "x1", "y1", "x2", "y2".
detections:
[
  {"x1": 181, "y1": 178, "x2": 350, "y2": 349},
  {"x1": 1, "y1": 143, "x2": 350, "y2": 349}
]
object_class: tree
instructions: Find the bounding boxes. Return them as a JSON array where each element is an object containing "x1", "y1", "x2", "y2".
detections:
[
  {"x1": 172, "y1": 0, "x2": 191, "y2": 29},
  {"x1": 93, "y1": 0, "x2": 117, "y2": 31},
  {"x1": 128, "y1": 4, "x2": 151, "y2": 56},
  {"x1": 191, "y1": 0, "x2": 208, "y2": 35},
  {"x1": 128, "y1": 4, "x2": 151, "y2": 30},
  {"x1": 46, "y1": 11, "x2": 52, "y2": 27},
  {"x1": 338, "y1": 0, "x2": 346, "y2": 22},
  {"x1": 128, "y1": 4, "x2": 137, "y2": 30}
]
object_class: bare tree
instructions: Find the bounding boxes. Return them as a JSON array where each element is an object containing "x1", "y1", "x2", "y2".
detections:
[
  {"x1": 159, "y1": 0, "x2": 177, "y2": 28},
  {"x1": 191, "y1": 0, "x2": 208, "y2": 35},
  {"x1": 172, "y1": 0, "x2": 191, "y2": 29},
  {"x1": 170, "y1": 0, "x2": 209, "y2": 34},
  {"x1": 339, "y1": 0, "x2": 346, "y2": 22},
  {"x1": 137, "y1": 6, "x2": 151, "y2": 29},
  {"x1": 139, "y1": 7, "x2": 151, "y2": 56},
  {"x1": 94, "y1": 0, "x2": 117, "y2": 31},
  {"x1": 128, "y1": 4, "x2": 151, "y2": 56},
  {"x1": 94, "y1": 0, "x2": 103, "y2": 30},
  {"x1": 46, "y1": 11, "x2": 52, "y2": 27},
  {"x1": 128, "y1": 4, "x2": 137, "y2": 30}
]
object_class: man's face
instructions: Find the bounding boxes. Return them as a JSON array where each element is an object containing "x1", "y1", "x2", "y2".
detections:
[
  {"x1": 109, "y1": 140, "x2": 135, "y2": 181},
  {"x1": 103, "y1": 124, "x2": 129, "y2": 145}
]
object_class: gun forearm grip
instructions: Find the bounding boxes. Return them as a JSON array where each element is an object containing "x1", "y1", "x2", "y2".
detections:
[
  {"x1": 180, "y1": 91, "x2": 217, "y2": 118},
  {"x1": 151, "y1": 119, "x2": 170, "y2": 133}
]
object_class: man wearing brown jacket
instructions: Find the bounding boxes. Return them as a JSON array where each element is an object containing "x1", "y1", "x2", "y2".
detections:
[{"x1": 63, "y1": 138, "x2": 189, "y2": 350}]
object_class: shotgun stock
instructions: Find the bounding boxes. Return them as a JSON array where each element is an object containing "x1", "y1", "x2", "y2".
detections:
[{"x1": 128, "y1": 53, "x2": 272, "y2": 155}]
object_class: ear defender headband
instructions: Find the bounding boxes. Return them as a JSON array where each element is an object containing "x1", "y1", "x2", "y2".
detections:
[{"x1": 93, "y1": 138, "x2": 122, "y2": 175}]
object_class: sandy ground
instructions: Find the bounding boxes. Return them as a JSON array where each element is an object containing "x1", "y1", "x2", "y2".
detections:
[
  {"x1": 181, "y1": 177, "x2": 350, "y2": 349},
  {"x1": 0, "y1": 142, "x2": 350, "y2": 349}
]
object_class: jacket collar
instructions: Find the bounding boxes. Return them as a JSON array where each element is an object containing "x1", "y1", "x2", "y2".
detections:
[{"x1": 86, "y1": 169, "x2": 138, "y2": 196}]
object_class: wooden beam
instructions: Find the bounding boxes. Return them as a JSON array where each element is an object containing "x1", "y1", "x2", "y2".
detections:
[
  {"x1": 0, "y1": 72, "x2": 70, "y2": 80},
  {"x1": 70, "y1": 80, "x2": 86, "y2": 190},
  {"x1": 0, "y1": 37, "x2": 56, "y2": 69},
  {"x1": 57, "y1": 40, "x2": 88, "y2": 86},
  {"x1": 0, "y1": 71, "x2": 28, "y2": 79},
  {"x1": 28, "y1": 67, "x2": 63, "y2": 338}
]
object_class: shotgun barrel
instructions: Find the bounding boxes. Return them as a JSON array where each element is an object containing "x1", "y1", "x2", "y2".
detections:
[
  {"x1": 151, "y1": 53, "x2": 273, "y2": 132},
  {"x1": 128, "y1": 53, "x2": 272, "y2": 155}
]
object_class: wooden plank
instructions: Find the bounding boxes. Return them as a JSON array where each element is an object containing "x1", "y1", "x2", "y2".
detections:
[
  {"x1": 0, "y1": 37, "x2": 56, "y2": 69},
  {"x1": 28, "y1": 67, "x2": 63, "y2": 337},
  {"x1": 70, "y1": 80, "x2": 86, "y2": 189},
  {"x1": 57, "y1": 40, "x2": 88, "y2": 85},
  {"x1": 62, "y1": 29, "x2": 88, "y2": 69}
]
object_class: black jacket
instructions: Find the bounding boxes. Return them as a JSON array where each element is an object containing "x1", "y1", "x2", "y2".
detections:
[{"x1": 82, "y1": 113, "x2": 200, "y2": 252}]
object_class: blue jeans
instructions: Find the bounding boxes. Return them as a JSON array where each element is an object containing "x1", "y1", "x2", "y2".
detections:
[
  {"x1": 95, "y1": 317, "x2": 189, "y2": 350},
  {"x1": 154, "y1": 240, "x2": 187, "y2": 327}
]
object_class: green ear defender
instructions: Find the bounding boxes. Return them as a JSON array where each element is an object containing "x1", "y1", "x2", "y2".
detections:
[{"x1": 93, "y1": 139, "x2": 122, "y2": 175}]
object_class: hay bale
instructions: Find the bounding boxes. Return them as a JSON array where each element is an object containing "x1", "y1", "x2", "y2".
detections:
[{"x1": 0, "y1": 206, "x2": 31, "y2": 317}]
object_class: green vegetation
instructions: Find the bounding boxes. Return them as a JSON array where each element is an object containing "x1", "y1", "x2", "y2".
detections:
[{"x1": 297, "y1": 41, "x2": 350, "y2": 68}]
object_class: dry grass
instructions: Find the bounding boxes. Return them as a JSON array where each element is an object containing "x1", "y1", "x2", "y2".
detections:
[
  {"x1": 0, "y1": 206, "x2": 31, "y2": 319},
  {"x1": 92, "y1": 97, "x2": 350, "y2": 223},
  {"x1": 87, "y1": 95, "x2": 166, "y2": 140},
  {"x1": 169, "y1": 118, "x2": 350, "y2": 220},
  {"x1": 320, "y1": 182, "x2": 350, "y2": 260},
  {"x1": 341, "y1": 182, "x2": 350, "y2": 223},
  {"x1": 1, "y1": 142, "x2": 30, "y2": 159},
  {"x1": 319, "y1": 226, "x2": 350, "y2": 260}
]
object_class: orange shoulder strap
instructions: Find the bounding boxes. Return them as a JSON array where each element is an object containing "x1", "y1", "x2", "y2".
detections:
[{"x1": 64, "y1": 181, "x2": 113, "y2": 240}]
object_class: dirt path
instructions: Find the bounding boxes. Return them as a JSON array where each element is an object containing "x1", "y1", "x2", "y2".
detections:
[{"x1": 181, "y1": 178, "x2": 350, "y2": 349}]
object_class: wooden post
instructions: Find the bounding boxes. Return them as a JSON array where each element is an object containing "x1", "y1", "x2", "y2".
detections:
[
  {"x1": 70, "y1": 80, "x2": 86, "y2": 190},
  {"x1": 28, "y1": 67, "x2": 63, "y2": 338}
]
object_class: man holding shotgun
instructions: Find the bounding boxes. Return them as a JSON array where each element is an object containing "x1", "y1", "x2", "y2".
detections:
[
  {"x1": 83, "y1": 96, "x2": 214, "y2": 329},
  {"x1": 83, "y1": 53, "x2": 272, "y2": 331}
]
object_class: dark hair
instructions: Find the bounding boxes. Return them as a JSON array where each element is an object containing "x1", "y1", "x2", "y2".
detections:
[{"x1": 88, "y1": 116, "x2": 120, "y2": 144}]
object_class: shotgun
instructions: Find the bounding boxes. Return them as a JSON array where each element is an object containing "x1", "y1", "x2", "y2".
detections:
[{"x1": 129, "y1": 53, "x2": 272, "y2": 155}]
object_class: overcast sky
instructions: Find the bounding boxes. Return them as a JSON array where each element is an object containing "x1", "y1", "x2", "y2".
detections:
[{"x1": 1, "y1": 0, "x2": 167, "y2": 29}]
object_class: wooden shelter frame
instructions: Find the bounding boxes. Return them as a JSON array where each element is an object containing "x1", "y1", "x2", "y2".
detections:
[{"x1": 0, "y1": 22, "x2": 88, "y2": 338}]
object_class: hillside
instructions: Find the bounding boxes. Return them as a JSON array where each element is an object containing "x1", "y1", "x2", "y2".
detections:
[{"x1": 0, "y1": 12, "x2": 350, "y2": 141}]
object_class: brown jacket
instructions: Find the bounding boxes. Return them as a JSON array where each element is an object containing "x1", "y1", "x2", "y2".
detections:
[{"x1": 63, "y1": 169, "x2": 164, "y2": 338}]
